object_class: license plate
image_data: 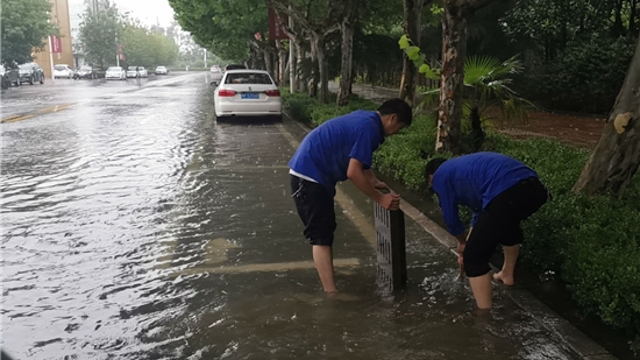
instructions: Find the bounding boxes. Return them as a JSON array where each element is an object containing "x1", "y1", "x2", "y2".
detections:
[{"x1": 241, "y1": 92, "x2": 259, "y2": 99}]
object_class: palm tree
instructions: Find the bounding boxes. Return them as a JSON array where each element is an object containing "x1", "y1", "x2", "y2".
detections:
[{"x1": 416, "y1": 54, "x2": 531, "y2": 151}]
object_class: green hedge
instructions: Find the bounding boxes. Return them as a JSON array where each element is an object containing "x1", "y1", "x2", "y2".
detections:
[{"x1": 281, "y1": 88, "x2": 640, "y2": 351}]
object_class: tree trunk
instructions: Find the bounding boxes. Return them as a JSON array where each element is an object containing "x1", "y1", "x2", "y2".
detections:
[
  {"x1": 336, "y1": 18, "x2": 355, "y2": 107},
  {"x1": 437, "y1": 5, "x2": 468, "y2": 154},
  {"x1": 572, "y1": 36, "x2": 640, "y2": 196},
  {"x1": 296, "y1": 41, "x2": 308, "y2": 93},
  {"x1": 289, "y1": 40, "x2": 297, "y2": 92},
  {"x1": 277, "y1": 41, "x2": 288, "y2": 86},
  {"x1": 313, "y1": 34, "x2": 329, "y2": 104},
  {"x1": 398, "y1": 0, "x2": 423, "y2": 106},
  {"x1": 309, "y1": 34, "x2": 320, "y2": 99}
]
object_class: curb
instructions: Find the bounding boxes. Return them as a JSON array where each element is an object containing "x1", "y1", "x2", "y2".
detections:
[{"x1": 285, "y1": 112, "x2": 619, "y2": 360}]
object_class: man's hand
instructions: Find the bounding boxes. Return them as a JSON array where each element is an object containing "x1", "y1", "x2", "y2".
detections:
[{"x1": 378, "y1": 193, "x2": 401, "y2": 210}]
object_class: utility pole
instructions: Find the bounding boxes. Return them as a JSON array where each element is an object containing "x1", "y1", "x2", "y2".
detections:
[{"x1": 204, "y1": 49, "x2": 207, "y2": 68}]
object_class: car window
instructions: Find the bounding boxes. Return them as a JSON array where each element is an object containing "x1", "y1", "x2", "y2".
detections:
[
  {"x1": 80, "y1": 66, "x2": 92, "y2": 70},
  {"x1": 19, "y1": 64, "x2": 32, "y2": 70},
  {"x1": 225, "y1": 73, "x2": 273, "y2": 85},
  {"x1": 54, "y1": 65, "x2": 67, "y2": 70},
  {"x1": 128, "y1": 66, "x2": 136, "y2": 70},
  {"x1": 107, "y1": 67, "x2": 121, "y2": 71}
]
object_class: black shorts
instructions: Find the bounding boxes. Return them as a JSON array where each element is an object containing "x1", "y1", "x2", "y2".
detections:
[
  {"x1": 290, "y1": 175, "x2": 337, "y2": 246},
  {"x1": 464, "y1": 177, "x2": 550, "y2": 277}
]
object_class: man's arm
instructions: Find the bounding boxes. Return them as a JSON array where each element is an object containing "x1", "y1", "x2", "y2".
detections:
[
  {"x1": 348, "y1": 158, "x2": 399, "y2": 210},
  {"x1": 364, "y1": 169, "x2": 388, "y2": 190}
]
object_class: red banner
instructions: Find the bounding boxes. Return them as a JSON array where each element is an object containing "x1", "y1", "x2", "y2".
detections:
[
  {"x1": 268, "y1": 9, "x2": 289, "y2": 40},
  {"x1": 50, "y1": 36, "x2": 62, "y2": 53}
]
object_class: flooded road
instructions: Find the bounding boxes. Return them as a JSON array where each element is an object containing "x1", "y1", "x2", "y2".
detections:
[{"x1": 2, "y1": 74, "x2": 581, "y2": 359}]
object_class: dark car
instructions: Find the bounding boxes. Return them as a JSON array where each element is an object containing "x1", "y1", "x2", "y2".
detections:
[
  {"x1": 18, "y1": 63, "x2": 45, "y2": 85},
  {"x1": 225, "y1": 64, "x2": 247, "y2": 71},
  {"x1": 74, "y1": 65, "x2": 97, "y2": 79},
  {"x1": 0, "y1": 64, "x2": 21, "y2": 89}
]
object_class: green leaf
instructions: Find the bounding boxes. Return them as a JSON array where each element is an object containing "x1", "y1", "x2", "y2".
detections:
[
  {"x1": 406, "y1": 46, "x2": 420, "y2": 61},
  {"x1": 398, "y1": 35, "x2": 410, "y2": 49}
]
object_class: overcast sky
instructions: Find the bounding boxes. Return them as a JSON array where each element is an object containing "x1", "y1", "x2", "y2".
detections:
[{"x1": 111, "y1": 0, "x2": 176, "y2": 28}]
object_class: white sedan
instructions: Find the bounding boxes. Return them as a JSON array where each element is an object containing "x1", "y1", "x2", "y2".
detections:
[
  {"x1": 213, "y1": 70, "x2": 282, "y2": 121},
  {"x1": 105, "y1": 66, "x2": 127, "y2": 80},
  {"x1": 53, "y1": 64, "x2": 74, "y2": 79}
]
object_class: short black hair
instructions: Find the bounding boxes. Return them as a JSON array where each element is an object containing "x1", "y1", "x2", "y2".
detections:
[
  {"x1": 425, "y1": 157, "x2": 448, "y2": 179},
  {"x1": 377, "y1": 98, "x2": 412, "y2": 127}
]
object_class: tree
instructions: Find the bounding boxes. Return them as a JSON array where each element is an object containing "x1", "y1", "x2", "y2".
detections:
[
  {"x1": 398, "y1": 0, "x2": 429, "y2": 106},
  {"x1": 169, "y1": 0, "x2": 268, "y2": 63},
  {"x1": 79, "y1": 3, "x2": 124, "y2": 69},
  {"x1": 1, "y1": 0, "x2": 57, "y2": 66},
  {"x1": 572, "y1": 35, "x2": 640, "y2": 196},
  {"x1": 437, "y1": 0, "x2": 496, "y2": 154},
  {"x1": 270, "y1": 0, "x2": 341, "y2": 104},
  {"x1": 121, "y1": 24, "x2": 179, "y2": 68}
]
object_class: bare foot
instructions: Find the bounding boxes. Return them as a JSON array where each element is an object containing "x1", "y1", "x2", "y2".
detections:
[{"x1": 492, "y1": 271, "x2": 515, "y2": 286}]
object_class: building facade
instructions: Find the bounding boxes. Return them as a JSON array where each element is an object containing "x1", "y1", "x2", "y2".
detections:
[{"x1": 33, "y1": 0, "x2": 74, "y2": 79}]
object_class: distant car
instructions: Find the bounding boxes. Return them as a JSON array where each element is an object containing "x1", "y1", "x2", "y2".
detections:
[
  {"x1": 74, "y1": 65, "x2": 97, "y2": 79},
  {"x1": 214, "y1": 69, "x2": 282, "y2": 121},
  {"x1": 210, "y1": 66, "x2": 223, "y2": 85},
  {"x1": 18, "y1": 63, "x2": 45, "y2": 85},
  {"x1": 53, "y1": 64, "x2": 74, "y2": 79},
  {"x1": 105, "y1": 66, "x2": 127, "y2": 80},
  {"x1": 155, "y1": 66, "x2": 168, "y2": 75},
  {"x1": 126, "y1": 66, "x2": 139, "y2": 78},
  {"x1": 225, "y1": 64, "x2": 247, "y2": 71},
  {"x1": 137, "y1": 66, "x2": 149, "y2": 78},
  {"x1": 0, "y1": 64, "x2": 21, "y2": 88}
]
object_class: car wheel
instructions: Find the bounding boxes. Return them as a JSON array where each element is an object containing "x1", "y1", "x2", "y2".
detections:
[{"x1": 40, "y1": 75, "x2": 44, "y2": 84}]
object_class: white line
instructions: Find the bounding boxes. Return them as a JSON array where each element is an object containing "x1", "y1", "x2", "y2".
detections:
[{"x1": 173, "y1": 258, "x2": 361, "y2": 276}]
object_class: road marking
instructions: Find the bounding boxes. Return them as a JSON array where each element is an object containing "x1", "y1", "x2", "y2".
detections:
[
  {"x1": 275, "y1": 123, "x2": 377, "y2": 249},
  {"x1": 173, "y1": 258, "x2": 360, "y2": 276},
  {"x1": 1, "y1": 103, "x2": 75, "y2": 123}
]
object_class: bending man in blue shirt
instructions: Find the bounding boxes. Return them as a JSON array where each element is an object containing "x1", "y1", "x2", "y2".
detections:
[
  {"x1": 289, "y1": 99, "x2": 412, "y2": 296},
  {"x1": 425, "y1": 152, "x2": 550, "y2": 309}
]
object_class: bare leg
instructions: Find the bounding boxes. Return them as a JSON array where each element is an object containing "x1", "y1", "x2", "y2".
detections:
[
  {"x1": 469, "y1": 273, "x2": 493, "y2": 309},
  {"x1": 313, "y1": 245, "x2": 336, "y2": 292},
  {"x1": 493, "y1": 244, "x2": 519, "y2": 286}
]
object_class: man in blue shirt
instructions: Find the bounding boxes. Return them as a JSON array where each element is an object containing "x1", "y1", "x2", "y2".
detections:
[
  {"x1": 289, "y1": 99, "x2": 412, "y2": 296},
  {"x1": 425, "y1": 152, "x2": 550, "y2": 309}
]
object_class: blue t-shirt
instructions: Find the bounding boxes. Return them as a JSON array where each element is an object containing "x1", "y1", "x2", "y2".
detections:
[
  {"x1": 432, "y1": 152, "x2": 538, "y2": 236},
  {"x1": 289, "y1": 110, "x2": 385, "y2": 191}
]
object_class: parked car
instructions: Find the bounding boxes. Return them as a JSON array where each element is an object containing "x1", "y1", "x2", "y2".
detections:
[
  {"x1": 18, "y1": 63, "x2": 45, "y2": 85},
  {"x1": 213, "y1": 70, "x2": 282, "y2": 121},
  {"x1": 74, "y1": 65, "x2": 97, "y2": 79},
  {"x1": 155, "y1": 66, "x2": 168, "y2": 75},
  {"x1": 137, "y1": 66, "x2": 149, "y2": 78},
  {"x1": 53, "y1": 64, "x2": 74, "y2": 79},
  {"x1": 126, "y1": 66, "x2": 139, "y2": 78},
  {"x1": 210, "y1": 66, "x2": 223, "y2": 85},
  {"x1": 224, "y1": 64, "x2": 247, "y2": 71},
  {"x1": 0, "y1": 64, "x2": 21, "y2": 88},
  {"x1": 105, "y1": 66, "x2": 127, "y2": 80}
]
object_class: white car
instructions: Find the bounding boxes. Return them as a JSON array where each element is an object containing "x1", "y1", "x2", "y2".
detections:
[
  {"x1": 210, "y1": 65, "x2": 223, "y2": 84},
  {"x1": 53, "y1": 64, "x2": 74, "y2": 79},
  {"x1": 137, "y1": 66, "x2": 149, "y2": 78},
  {"x1": 213, "y1": 70, "x2": 282, "y2": 121},
  {"x1": 105, "y1": 66, "x2": 127, "y2": 80},
  {"x1": 155, "y1": 66, "x2": 168, "y2": 75}
]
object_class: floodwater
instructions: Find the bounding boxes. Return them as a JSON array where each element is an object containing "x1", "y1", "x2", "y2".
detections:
[{"x1": 2, "y1": 74, "x2": 579, "y2": 359}]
